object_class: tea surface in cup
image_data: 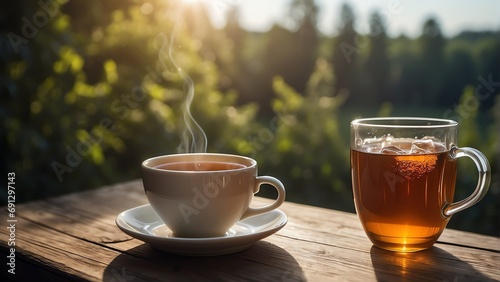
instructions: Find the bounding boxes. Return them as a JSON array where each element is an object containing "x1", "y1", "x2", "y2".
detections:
[{"x1": 155, "y1": 161, "x2": 246, "y2": 172}]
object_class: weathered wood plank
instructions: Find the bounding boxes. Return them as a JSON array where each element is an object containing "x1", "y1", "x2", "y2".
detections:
[
  {"x1": 0, "y1": 214, "x2": 308, "y2": 281},
  {"x1": 0, "y1": 216, "x2": 115, "y2": 281}
]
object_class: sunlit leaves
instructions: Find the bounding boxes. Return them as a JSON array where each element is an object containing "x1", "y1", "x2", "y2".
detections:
[
  {"x1": 37, "y1": 77, "x2": 55, "y2": 99},
  {"x1": 261, "y1": 59, "x2": 351, "y2": 206},
  {"x1": 272, "y1": 76, "x2": 304, "y2": 113},
  {"x1": 30, "y1": 101, "x2": 42, "y2": 115},
  {"x1": 8, "y1": 61, "x2": 27, "y2": 79},
  {"x1": 52, "y1": 14, "x2": 70, "y2": 32},
  {"x1": 104, "y1": 60, "x2": 118, "y2": 84},
  {"x1": 148, "y1": 99, "x2": 175, "y2": 129},
  {"x1": 53, "y1": 46, "x2": 84, "y2": 74},
  {"x1": 76, "y1": 129, "x2": 104, "y2": 164}
]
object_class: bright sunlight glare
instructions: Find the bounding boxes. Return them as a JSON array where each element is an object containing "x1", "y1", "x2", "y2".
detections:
[{"x1": 181, "y1": 0, "x2": 203, "y2": 4}]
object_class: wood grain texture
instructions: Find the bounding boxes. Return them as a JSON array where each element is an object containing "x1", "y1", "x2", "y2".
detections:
[{"x1": 1, "y1": 179, "x2": 499, "y2": 281}]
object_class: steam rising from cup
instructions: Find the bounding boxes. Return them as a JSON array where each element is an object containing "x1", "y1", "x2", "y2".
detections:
[
  {"x1": 156, "y1": 12, "x2": 207, "y2": 154},
  {"x1": 175, "y1": 68, "x2": 207, "y2": 154}
]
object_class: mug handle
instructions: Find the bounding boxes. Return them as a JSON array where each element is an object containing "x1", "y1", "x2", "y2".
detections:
[
  {"x1": 240, "y1": 176, "x2": 286, "y2": 219},
  {"x1": 443, "y1": 147, "x2": 491, "y2": 217}
]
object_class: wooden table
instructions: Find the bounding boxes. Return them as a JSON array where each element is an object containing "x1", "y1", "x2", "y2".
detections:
[{"x1": 1, "y1": 180, "x2": 499, "y2": 281}]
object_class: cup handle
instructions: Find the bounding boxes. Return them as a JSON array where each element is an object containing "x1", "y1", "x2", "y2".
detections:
[
  {"x1": 240, "y1": 176, "x2": 286, "y2": 219},
  {"x1": 442, "y1": 147, "x2": 491, "y2": 217}
]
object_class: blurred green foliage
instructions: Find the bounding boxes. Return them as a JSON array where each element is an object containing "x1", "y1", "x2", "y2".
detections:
[{"x1": 1, "y1": 0, "x2": 498, "y2": 236}]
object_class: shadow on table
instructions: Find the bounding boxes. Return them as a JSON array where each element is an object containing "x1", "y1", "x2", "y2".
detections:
[
  {"x1": 370, "y1": 245, "x2": 492, "y2": 281},
  {"x1": 103, "y1": 241, "x2": 305, "y2": 281}
]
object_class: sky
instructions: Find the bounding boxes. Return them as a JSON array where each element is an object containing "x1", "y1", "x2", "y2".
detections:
[{"x1": 204, "y1": 0, "x2": 500, "y2": 37}]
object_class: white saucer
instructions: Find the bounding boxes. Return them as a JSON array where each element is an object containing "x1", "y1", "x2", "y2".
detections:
[{"x1": 115, "y1": 204, "x2": 287, "y2": 256}]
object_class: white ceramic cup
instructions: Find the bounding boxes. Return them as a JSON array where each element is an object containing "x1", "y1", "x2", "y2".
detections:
[{"x1": 141, "y1": 153, "x2": 286, "y2": 238}]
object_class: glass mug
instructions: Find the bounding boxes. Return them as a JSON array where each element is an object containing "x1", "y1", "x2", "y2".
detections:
[{"x1": 350, "y1": 117, "x2": 491, "y2": 252}]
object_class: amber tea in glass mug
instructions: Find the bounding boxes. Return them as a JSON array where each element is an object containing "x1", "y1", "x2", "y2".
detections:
[{"x1": 351, "y1": 118, "x2": 490, "y2": 252}]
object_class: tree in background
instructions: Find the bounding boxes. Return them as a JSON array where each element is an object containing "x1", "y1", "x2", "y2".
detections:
[
  {"x1": 288, "y1": 0, "x2": 319, "y2": 94},
  {"x1": 364, "y1": 11, "x2": 390, "y2": 104},
  {"x1": 331, "y1": 3, "x2": 358, "y2": 101},
  {"x1": 261, "y1": 0, "x2": 319, "y2": 116},
  {"x1": 225, "y1": 8, "x2": 244, "y2": 65},
  {"x1": 418, "y1": 18, "x2": 446, "y2": 105},
  {"x1": 222, "y1": 7, "x2": 245, "y2": 97},
  {"x1": 440, "y1": 47, "x2": 475, "y2": 106},
  {"x1": 475, "y1": 36, "x2": 500, "y2": 111},
  {"x1": 262, "y1": 25, "x2": 295, "y2": 115},
  {"x1": 392, "y1": 33, "x2": 422, "y2": 105},
  {"x1": 222, "y1": 6, "x2": 265, "y2": 109}
]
